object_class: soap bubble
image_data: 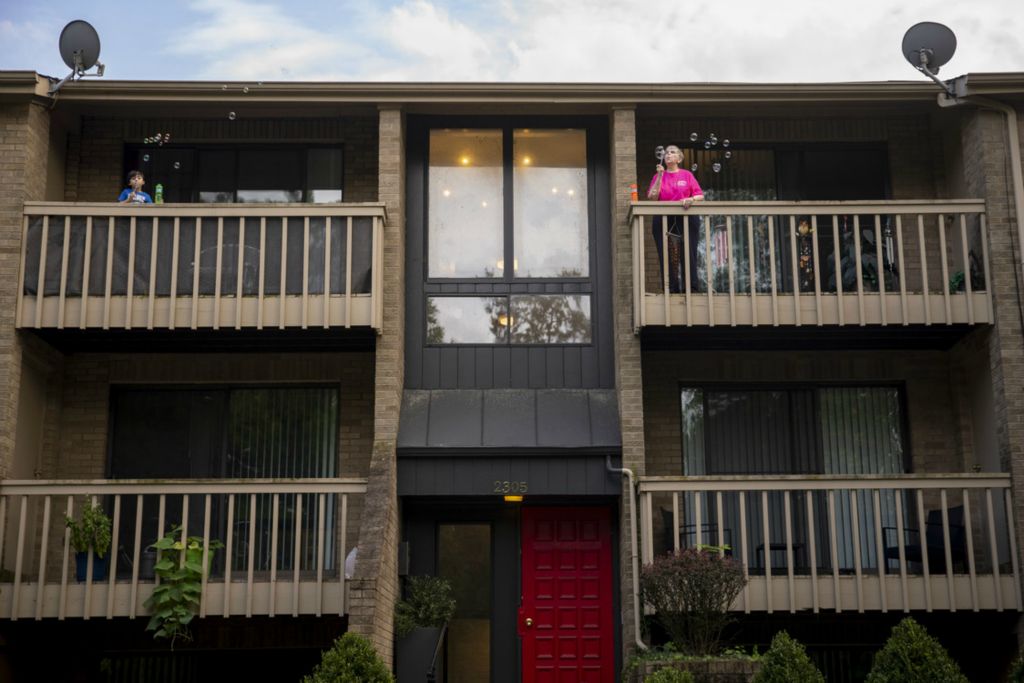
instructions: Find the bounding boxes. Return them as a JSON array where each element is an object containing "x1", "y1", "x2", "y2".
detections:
[
  {"x1": 710, "y1": 132, "x2": 717, "y2": 140},
  {"x1": 173, "y1": 161, "x2": 181, "y2": 170},
  {"x1": 704, "y1": 141, "x2": 712, "y2": 149},
  {"x1": 689, "y1": 132, "x2": 699, "y2": 142},
  {"x1": 724, "y1": 151, "x2": 732, "y2": 159},
  {"x1": 257, "y1": 81, "x2": 263, "y2": 86},
  {"x1": 722, "y1": 139, "x2": 730, "y2": 148},
  {"x1": 691, "y1": 163, "x2": 698, "y2": 172},
  {"x1": 143, "y1": 154, "x2": 150, "y2": 162},
  {"x1": 654, "y1": 145, "x2": 665, "y2": 161},
  {"x1": 228, "y1": 111, "x2": 237, "y2": 120},
  {"x1": 243, "y1": 86, "x2": 249, "y2": 94},
  {"x1": 154, "y1": 133, "x2": 162, "y2": 142},
  {"x1": 712, "y1": 162, "x2": 722, "y2": 173},
  {"x1": 222, "y1": 84, "x2": 228, "y2": 90}
]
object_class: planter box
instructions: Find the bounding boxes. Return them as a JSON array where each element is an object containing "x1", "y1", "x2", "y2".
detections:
[
  {"x1": 396, "y1": 626, "x2": 444, "y2": 683},
  {"x1": 637, "y1": 658, "x2": 761, "y2": 683},
  {"x1": 74, "y1": 552, "x2": 109, "y2": 582}
]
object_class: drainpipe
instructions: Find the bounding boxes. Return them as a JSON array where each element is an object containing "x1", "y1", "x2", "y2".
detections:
[
  {"x1": 940, "y1": 82, "x2": 1024, "y2": 302},
  {"x1": 606, "y1": 455, "x2": 647, "y2": 651}
]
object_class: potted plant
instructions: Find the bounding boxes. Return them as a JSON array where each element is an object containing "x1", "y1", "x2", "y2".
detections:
[
  {"x1": 65, "y1": 502, "x2": 112, "y2": 582},
  {"x1": 394, "y1": 575, "x2": 455, "y2": 683}
]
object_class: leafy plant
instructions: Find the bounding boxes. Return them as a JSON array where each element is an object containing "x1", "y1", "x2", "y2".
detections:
[
  {"x1": 302, "y1": 632, "x2": 393, "y2": 683},
  {"x1": 865, "y1": 617, "x2": 967, "y2": 683},
  {"x1": 753, "y1": 631, "x2": 824, "y2": 683},
  {"x1": 65, "y1": 502, "x2": 112, "y2": 558},
  {"x1": 394, "y1": 575, "x2": 456, "y2": 638},
  {"x1": 1009, "y1": 651, "x2": 1024, "y2": 682},
  {"x1": 639, "y1": 547, "x2": 746, "y2": 656},
  {"x1": 644, "y1": 667, "x2": 694, "y2": 683},
  {"x1": 143, "y1": 525, "x2": 222, "y2": 647}
]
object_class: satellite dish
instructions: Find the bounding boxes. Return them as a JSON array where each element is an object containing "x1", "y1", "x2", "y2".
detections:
[
  {"x1": 59, "y1": 20, "x2": 101, "y2": 72},
  {"x1": 902, "y1": 21, "x2": 956, "y2": 74}
]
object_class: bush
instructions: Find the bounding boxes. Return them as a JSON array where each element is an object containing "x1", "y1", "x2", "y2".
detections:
[
  {"x1": 302, "y1": 632, "x2": 393, "y2": 683},
  {"x1": 644, "y1": 668, "x2": 694, "y2": 683},
  {"x1": 639, "y1": 547, "x2": 746, "y2": 656},
  {"x1": 394, "y1": 575, "x2": 456, "y2": 638},
  {"x1": 866, "y1": 617, "x2": 967, "y2": 683},
  {"x1": 753, "y1": 631, "x2": 823, "y2": 683},
  {"x1": 1010, "y1": 652, "x2": 1024, "y2": 683}
]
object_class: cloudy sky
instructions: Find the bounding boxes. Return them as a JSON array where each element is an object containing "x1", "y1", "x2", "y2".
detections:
[{"x1": 2, "y1": 0, "x2": 1023, "y2": 83}]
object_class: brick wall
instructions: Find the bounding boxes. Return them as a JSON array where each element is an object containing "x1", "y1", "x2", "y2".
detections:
[
  {"x1": 348, "y1": 106, "x2": 405, "y2": 663},
  {"x1": 642, "y1": 349, "x2": 969, "y2": 476},
  {"x1": 66, "y1": 116, "x2": 379, "y2": 203},
  {"x1": 0, "y1": 101, "x2": 50, "y2": 477}
]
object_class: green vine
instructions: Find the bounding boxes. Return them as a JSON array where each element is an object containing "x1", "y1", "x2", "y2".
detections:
[
  {"x1": 144, "y1": 525, "x2": 223, "y2": 647},
  {"x1": 65, "y1": 502, "x2": 112, "y2": 558}
]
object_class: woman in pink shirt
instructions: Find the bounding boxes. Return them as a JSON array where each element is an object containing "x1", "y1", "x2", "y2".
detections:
[{"x1": 647, "y1": 145, "x2": 704, "y2": 293}]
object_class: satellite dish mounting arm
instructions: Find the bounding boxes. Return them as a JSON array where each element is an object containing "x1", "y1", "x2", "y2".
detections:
[{"x1": 913, "y1": 49, "x2": 958, "y2": 100}]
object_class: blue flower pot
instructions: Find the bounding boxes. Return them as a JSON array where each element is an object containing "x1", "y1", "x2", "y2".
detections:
[{"x1": 75, "y1": 551, "x2": 109, "y2": 582}]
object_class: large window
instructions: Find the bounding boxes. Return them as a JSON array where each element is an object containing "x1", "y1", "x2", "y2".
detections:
[
  {"x1": 426, "y1": 126, "x2": 593, "y2": 345},
  {"x1": 126, "y1": 146, "x2": 343, "y2": 204}
]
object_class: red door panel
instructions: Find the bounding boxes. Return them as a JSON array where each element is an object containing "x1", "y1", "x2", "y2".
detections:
[{"x1": 521, "y1": 507, "x2": 615, "y2": 683}]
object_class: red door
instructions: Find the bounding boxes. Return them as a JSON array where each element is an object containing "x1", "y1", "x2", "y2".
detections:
[{"x1": 520, "y1": 507, "x2": 615, "y2": 683}]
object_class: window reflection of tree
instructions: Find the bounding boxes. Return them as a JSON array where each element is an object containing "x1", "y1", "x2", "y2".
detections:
[{"x1": 425, "y1": 298, "x2": 445, "y2": 344}]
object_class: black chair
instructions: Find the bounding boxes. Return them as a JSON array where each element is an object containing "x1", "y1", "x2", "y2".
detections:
[
  {"x1": 883, "y1": 505, "x2": 968, "y2": 573},
  {"x1": 660, "y1": 508, "x2": 733, "y2": 553}
]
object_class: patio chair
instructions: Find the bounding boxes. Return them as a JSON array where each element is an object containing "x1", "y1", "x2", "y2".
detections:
[{"x1": 883, "y1": 505, "x2": 967, "y2": 573}]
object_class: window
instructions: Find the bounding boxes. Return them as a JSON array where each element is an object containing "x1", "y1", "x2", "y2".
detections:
[
  {"x1": 426, "y1": 126, "x2": 593, "y2": 345},
  {"x1": 127, "y1": 146, "x2": 343, "y2": 203},
  {"x1": 681, "y1": 385, "x2": 906, "y2": 476}
]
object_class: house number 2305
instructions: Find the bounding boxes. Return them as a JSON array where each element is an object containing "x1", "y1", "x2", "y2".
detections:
[{"x1": 494, "y1": 480, "x2": 528, "y2": 494}]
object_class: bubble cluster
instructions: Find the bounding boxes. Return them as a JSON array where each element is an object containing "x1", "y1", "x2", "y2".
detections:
[{"x1": 682, "y1": 131, "x2": 735, "y2": 180}]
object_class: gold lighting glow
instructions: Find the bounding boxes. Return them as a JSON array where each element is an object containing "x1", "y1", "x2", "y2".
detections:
[
  {"x1": 504, "y1": 495, "x2": 524, "y2": 503},
  {"x1": 460, "y1": 156, "x2": 471, "y2": 165},
  {"x1": 442, "y1": 189, "x2": 451, "y2": 197},
  {"x1": 522, "y1": 156, "x2": 532, "y2": 165}
]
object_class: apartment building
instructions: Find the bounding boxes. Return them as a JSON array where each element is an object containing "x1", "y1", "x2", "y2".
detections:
[{"x1": 0, "y1": 70, "x2": 1023, "y2": 682}]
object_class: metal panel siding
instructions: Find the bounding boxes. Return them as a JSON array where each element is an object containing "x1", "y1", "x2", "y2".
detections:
[
  {"x1": 482, "y1": 390, "x2": 537, "y2": 447},
  {"x1": 528, "y1": 348, "x2": 546, "y2": 388},
  {"x1": 401, "y1": 456, "x2": 623, "y2": 497},
  {"x1": 537, "y1": 390, "x2": 590, "y2": 447},
  {"x1": 426, "y1": 391, "x2": 483, "y2": 447}
]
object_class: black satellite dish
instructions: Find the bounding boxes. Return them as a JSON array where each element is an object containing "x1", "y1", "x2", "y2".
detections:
[
  {"x1": 902, "y1": 21, "x2": 957, "y2": 74},
  {"x1": 58, "y1": 20, "x2": 101, "y2": 73}
]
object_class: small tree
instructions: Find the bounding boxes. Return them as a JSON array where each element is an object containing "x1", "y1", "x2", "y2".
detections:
[
  {"x1": 866, "y1": 617, "x2": 968, "y2": 683},
  {"x1": 645, "y1": 668, "x2": 694, "y2": 683},
  {"x1": 394, "y1": 576, "x2": 456, "y2": 638},
  {"x1": 753, "y1": 631, "x2": 824, "y2": 683},
  {"x1": 639, "y1": 547, "x2": 746, "y2": 656},
  {"x1": 302, "y1": 632, "x2": 393, "y2": 683}
]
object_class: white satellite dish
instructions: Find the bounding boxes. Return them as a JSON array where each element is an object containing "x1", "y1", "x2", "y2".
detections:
[{"x1": 50, "y1": 20, "x2": 105, "y2": 94}]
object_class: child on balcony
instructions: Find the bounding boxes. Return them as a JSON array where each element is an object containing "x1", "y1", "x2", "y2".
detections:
[
  {"x1": 117, "y1": 170, "x2": 153, "y2": 204},
  {"x1": 647, "y1": 145, "x2": 703, "y2": 293}
]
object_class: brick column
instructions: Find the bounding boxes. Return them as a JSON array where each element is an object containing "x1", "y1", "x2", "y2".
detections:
[
  {"x1": 349, "y1": 106, "x2": 405, "y2": 664},
  {"x1": 0, "y1": 100, "x2": 50, "y2": 478},
  {"x1": 610, "y1": 106, "x2": 646, "y2": 659},
  {"x1": 961, "y1": 107, "x2": 1024, "y2": 623}
]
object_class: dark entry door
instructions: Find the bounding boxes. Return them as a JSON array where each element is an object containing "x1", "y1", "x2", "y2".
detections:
[{"x1": 520, "y1": 507, "x2": 615, "y2": 683}]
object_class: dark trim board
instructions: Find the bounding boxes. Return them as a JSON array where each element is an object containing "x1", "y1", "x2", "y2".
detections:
[{"x1": 397, "y1": 454, "x2": 623, "y2": 497}]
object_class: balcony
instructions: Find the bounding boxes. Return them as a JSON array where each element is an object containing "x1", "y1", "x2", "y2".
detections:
[
  {"x1": 630, "y1": 200, "x2": 991, "y2": 330},
  {"x1": 16, "y1": 202, "x2": 386, "y2": 332},
  {"x1": 0, "y1": 478, "x2": 365, "y2": 620},
  {"x1": 638, "y1": 473, "x2": 1020, "y2": 613}
]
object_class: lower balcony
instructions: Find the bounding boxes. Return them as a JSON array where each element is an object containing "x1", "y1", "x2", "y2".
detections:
[
  {"x1": 630, "y1": 200, "x2": 991, "y2": 329},
  {"x1": 17, "y1": 202, "x2": 385, "y2": 332},
  {"x1": 638, "y1": 473, "x2": 1021, "y2": 613},
  {"x1": 0, "y1": 478, "x2": 365, "y2": 620}
]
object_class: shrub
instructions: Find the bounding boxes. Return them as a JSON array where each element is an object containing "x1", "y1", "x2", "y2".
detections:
[
  {"x1": 302, "y1": 632, "x2": 393, "y2": 683},
  {"x1": 65, "y1": 502, "x2": 112, "y2": 558},
  {"x1": 644, "y1": 668, "x2": 694, "y2": 683},
  {"x1": 394, "y1": 575, "x2": 456, "y2": 638},
  {"x1": 866, "y1": 617, "x2": 967, "y2": 683},
  {"x1": 639, "y1": 547, "x2": 746, "y2": 656},
  {"x1": 1010, "y1": 652, "x2": 1024, "y2": 683},
  {"x1": 753, "y1": 631, "x2": 823, "y2": 683}
]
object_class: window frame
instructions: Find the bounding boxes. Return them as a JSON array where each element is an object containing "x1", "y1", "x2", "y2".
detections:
[
  {"x1": 677, "y1": 381, "x2": 912, "y2": 475},
  {"x1": 421, "y1": 116, "x2": 601, "y2": 348},
  {"x1": 122, "y1": 143, "x2": 346, "y2": 204}
]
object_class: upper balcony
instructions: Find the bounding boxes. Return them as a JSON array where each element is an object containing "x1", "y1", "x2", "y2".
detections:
[
  {"x1": 17, "y1": 202, "x2": 385, "y2": 334},
  {"x1": 630, "y1": 200, "x2": 990, "y2": 333}
]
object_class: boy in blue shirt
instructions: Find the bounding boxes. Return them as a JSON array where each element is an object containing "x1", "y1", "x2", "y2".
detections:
[{"x1": 117, "y1": 170, "x2": 153, "y2": 204}]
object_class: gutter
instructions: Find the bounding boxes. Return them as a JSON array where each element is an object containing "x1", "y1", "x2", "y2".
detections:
[{"x1": 606, "y1": 456, "x2": 647, "y2": 652}]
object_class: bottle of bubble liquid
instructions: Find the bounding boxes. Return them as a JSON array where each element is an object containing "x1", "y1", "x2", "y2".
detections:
[{"x1": 154, "y1": 184, "x2": 164, "y2": 204}]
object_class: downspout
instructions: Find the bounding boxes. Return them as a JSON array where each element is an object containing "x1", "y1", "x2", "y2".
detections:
[
  {"x1": 940, "y1": 83, "x2": 1024, "y2": 301},
  {"x1": 606, "y1": 455, "x2": 647, "y2": 651}
]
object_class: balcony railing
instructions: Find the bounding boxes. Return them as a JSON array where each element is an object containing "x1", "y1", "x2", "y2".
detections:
[
  {"x1": 638, "y1": 474, "x2": 1021, "y2": 613},
  {"x1": 630, "y1": 200, "x2": 991, "y2": 329},
  {"x1": 0, "y1": 478, "x2": 365, "y2": 620},
  {"x1": 17, "y1": 202, "x2": 386, "y2": 331}
]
